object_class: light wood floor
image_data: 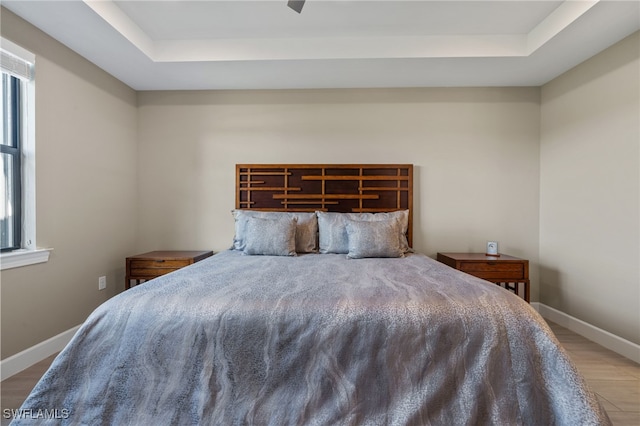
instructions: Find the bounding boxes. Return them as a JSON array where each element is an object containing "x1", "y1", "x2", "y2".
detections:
[
  {"x1": 546, "y1": 321, "x2": 640, "y2": 425},
  {"x1": 1, "y1": 321, "x2": 638, "y2": 425}
]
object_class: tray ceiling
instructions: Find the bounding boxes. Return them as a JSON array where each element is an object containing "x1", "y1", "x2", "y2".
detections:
[{"x1": 2, "y1": 0, "x2": 639, "y2": 90}]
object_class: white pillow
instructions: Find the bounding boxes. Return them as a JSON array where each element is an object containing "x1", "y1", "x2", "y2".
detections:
[
  {"x1": 345, "y1": 218, "x2": 405, "y2": 259},
  {"x1": 243, "y1": 216, "x2": 297, "y2": 256},
  {"x1": 316, "y1": 210, "x2": 410, "y2": 254},
  {"x1": 232, "y1": 210, "x2": 318, "y2": 253}
]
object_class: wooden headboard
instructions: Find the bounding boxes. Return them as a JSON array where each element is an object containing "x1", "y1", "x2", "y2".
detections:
[{"x1": 235, "y1": 164, "x2": 413, "y2": 246}]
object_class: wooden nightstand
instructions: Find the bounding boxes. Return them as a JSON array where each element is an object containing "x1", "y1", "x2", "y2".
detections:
[
  {"x1": 125, "y1": 250, "x2": 214, "y2": 289},
  {"x1": 436, "y1": 252, "x2": 530, "y2": 303}
]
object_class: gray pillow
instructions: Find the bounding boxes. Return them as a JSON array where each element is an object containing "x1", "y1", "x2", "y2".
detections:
[
  {"x1": 345, "y1": 218, "x2": 405, "y2": 259},
  {"x1": 317, "y1": 210, "x2": 410, "y2": 254},
  {"x1": 232, "y1": 210, "x2": 318, "y2": 253},
  {"x1": 243, "y1": 216, "x2": 297, "y2": 256}
]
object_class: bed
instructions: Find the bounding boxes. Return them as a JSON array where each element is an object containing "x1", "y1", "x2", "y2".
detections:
[{"x1": 11, "y1": 165, "x2": 609, "y2": 425}]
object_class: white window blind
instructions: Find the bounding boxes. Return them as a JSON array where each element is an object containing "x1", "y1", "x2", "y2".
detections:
[{"x1": 1, "y1": 38, "x2": 35, "y2": 81}]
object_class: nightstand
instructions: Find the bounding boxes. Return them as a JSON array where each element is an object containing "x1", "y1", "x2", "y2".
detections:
[
  {"x1": 436, "y1": 252, "x2": 530, "y2": 302},
  {"x1": 125, "y1": 250, "x2": 214, "y2": 289}
]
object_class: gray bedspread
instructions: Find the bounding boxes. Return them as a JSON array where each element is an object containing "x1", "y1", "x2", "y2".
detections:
[{"x1": 12, "y1": 251, "x2": 610, "y2": 425}]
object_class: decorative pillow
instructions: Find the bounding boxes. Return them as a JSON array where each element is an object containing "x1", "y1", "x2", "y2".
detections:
[
  {"x1": 317, "y1": 210, "x2": 410, "y2": 254},
  {"x1": 232, "y1": 210, "x2": 318, "y2": 253},
  {"x1": 345, "y1": 218, "x2": 405, "y2": 259},
  {"x1": 243, "y1": 216, "x2": 297, "y2": 256}
]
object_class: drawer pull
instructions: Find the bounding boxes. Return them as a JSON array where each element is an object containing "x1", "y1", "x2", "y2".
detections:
[{"x1": 155, "y1": 259, "x2": 165, "y2": 263}]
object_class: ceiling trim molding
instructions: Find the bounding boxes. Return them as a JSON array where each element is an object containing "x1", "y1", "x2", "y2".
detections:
[
  {"x1": 153, "y1": 35, "x2": 529, "y2": 62},
  {"x1": 83, "y1": 0, "x2": 156, "y2": 58},
  {"x1": 527, "y1": 0, "x2": 598, "y2": 53}
]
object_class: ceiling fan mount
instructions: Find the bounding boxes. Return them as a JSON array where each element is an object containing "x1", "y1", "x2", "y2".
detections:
[{"x1": 287, "y1": 0, "x2": 306, "y2": 14}]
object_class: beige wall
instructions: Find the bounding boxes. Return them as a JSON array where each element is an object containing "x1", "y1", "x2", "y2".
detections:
[
  {"x1": 0, "y1": 9, "x2": 139, "y2": 358},
  {"x1": 540, "y1": 32, "x2": 640, "y2": 344},
  {"x1": 137, "y1": 87, "x2": 541, "y2": 287}
]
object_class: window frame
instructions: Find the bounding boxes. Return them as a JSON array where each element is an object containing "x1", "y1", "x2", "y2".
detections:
[{"x1": 0, "y1": 37, "x2": 50, "y2": 270}]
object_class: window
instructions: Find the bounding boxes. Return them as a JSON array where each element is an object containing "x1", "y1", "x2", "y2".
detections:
[
  {"x1": 1, "y1": 38, "x2": 49, "y2": 269},
  {"x1": 2, "y1": 73, "x2": 22, "y2": 251}
]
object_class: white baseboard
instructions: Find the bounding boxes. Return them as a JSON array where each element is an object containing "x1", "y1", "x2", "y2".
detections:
[
  {"x1": 534, "y1": 303, "x2": 640, "y2": 364},
  {"x1": 1, "y1": 325, "x2": 81, "y2": 381}
]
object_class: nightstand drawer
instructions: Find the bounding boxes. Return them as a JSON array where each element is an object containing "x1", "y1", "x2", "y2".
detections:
[
  {"x1": 459, "y1": 262, "x2": 525, "y2": 280},
  {"x1": 130, "y1": 259, "x2": 191, "y2": 271},
  {"x1": 129, "y1": 259, "x2": 192, "y2": 278}
]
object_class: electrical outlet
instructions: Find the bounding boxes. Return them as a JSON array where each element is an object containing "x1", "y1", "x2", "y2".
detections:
[{"x1": 98, "y1": 276, "x2": 107, "y2": 290}]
